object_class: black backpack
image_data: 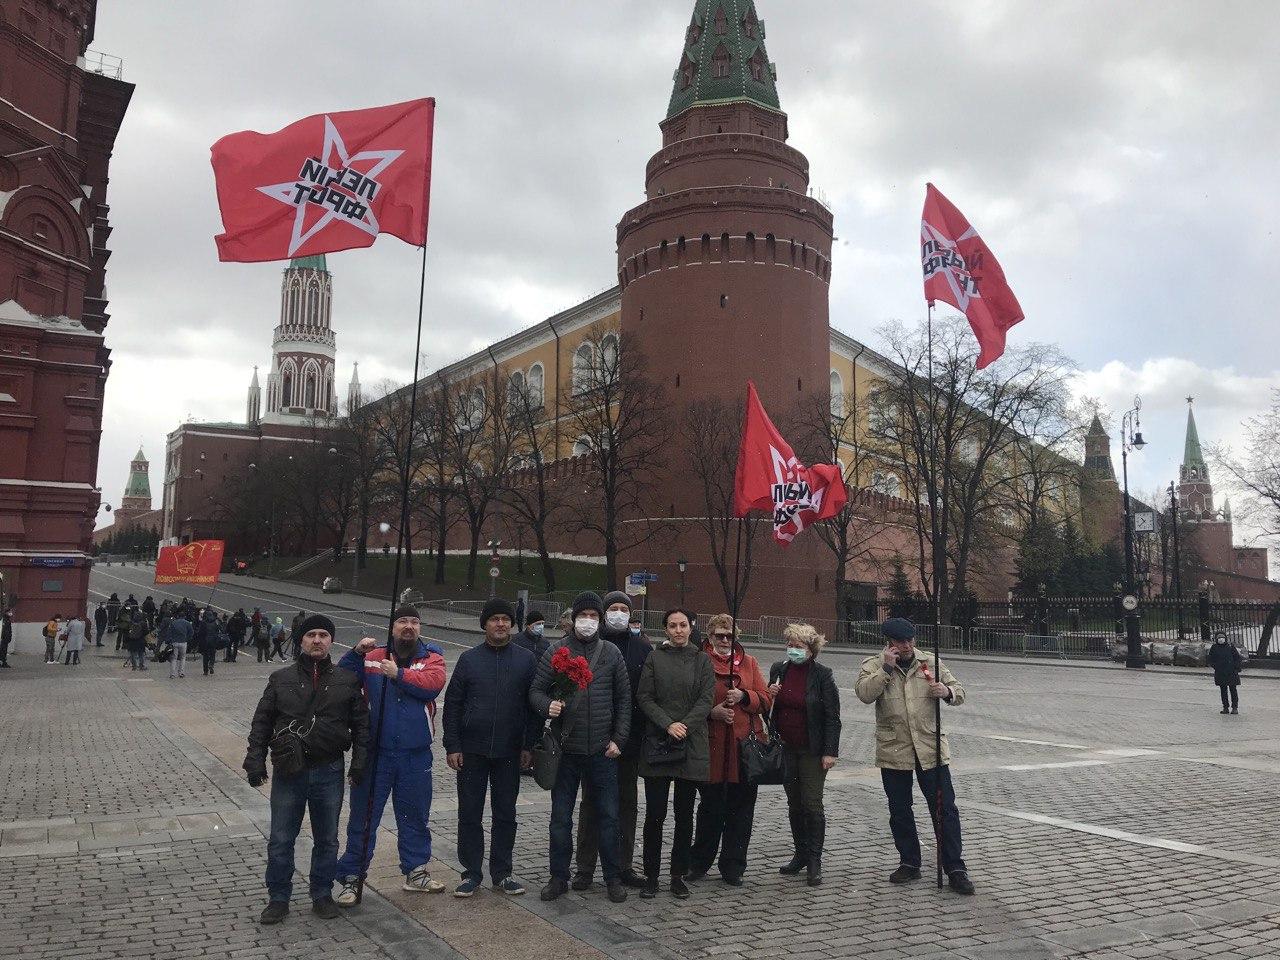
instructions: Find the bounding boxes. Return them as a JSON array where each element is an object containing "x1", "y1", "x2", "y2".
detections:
[{"x1": 128, "y1": 620, "x2": 146, "y2": 642}]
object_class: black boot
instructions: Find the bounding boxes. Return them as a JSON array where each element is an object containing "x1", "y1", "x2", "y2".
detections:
[
  {"x1": 806, "y1": 812, "x2": 825, "y2": 887},
  {"x1": 779, "y1": 809, "x2": 807, "y2": 875}
]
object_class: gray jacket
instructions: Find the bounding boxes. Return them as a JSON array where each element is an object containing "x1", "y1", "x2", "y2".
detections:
[
  {"x1": 636, "y1": 641, "x2": 715, "y2": 780},
  {"x1": 529, "y1": 633, "x2": 631, "y2": 756}
]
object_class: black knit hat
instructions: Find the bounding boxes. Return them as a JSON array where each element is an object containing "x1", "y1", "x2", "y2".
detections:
[
  {"x1": 481, "y1": 597, "x2": 516, "y2": 627},
  {"x1": 601, "y1": 590, "x2": 632, "y2": 612},
  {"x1": 392, "y1": 604, "x2": 420, "y2": 623},
  {"x1": 296, "y1": 613, "x2": 337, "y2": 638},
  {"x1": 571, "y1": 591, "x2": 604, "y2": 620},
  {"x1": 526, "y1": 609, "x2": 546, "y2": 626},
  {"x1": 881, "y1": 617, "x2": 916, "y2": 641}
]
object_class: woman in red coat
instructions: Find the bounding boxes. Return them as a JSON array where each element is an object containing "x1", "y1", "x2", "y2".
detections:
[{"x1": 685, "y1": 614, "x2": 773, "y2": 886}]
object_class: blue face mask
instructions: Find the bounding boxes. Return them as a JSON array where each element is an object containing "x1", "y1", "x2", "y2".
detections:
[
  {"x1": 786, "y1": 647, "x2": 809, "y2": 664},
  {"x1": 629, "y1": 627, "x2": 641, "y2": 637},
  {"x1": 529, "y1": 623, "x2": 544, "y2": 637}
]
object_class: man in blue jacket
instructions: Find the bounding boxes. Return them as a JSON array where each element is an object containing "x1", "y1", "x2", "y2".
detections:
[
  {"x1": 444, "y1": 597, "x2": 541, "y2": 897},
  {"x1": 332, "y1": 605, "x2": 448, "y2": 905}
]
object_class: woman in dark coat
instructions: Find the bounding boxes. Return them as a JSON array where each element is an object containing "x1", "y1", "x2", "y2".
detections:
[
  {"x1": 635, "y1": 608, "x2": 715, "y2": 899},
  {"x1": 1207, "y1": 633, "x2": 1243, "y2": 714}
]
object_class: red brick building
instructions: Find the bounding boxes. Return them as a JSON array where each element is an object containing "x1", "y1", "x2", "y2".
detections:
[{"x1": 0, "y1": 0, "x2": 132, "y2": 628}]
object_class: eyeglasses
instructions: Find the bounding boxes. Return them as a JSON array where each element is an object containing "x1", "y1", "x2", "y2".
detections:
[{"x1": 711, "y1": 633, "x2": 734, "y2": 640}]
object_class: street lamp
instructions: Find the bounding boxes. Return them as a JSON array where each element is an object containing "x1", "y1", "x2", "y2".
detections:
[
  {"x1": 677, "y1": 558, "x2": 687, "y2": 607},
  {"x1": 486, "y1": 539, "x2": 502, "y2": 598},
  {"x1": 1119, "y1": 396, "x2": 1147, "y2": 669},
  {"x1": 1168, "y1": 481, "x2": 1184, "y2": 638}
]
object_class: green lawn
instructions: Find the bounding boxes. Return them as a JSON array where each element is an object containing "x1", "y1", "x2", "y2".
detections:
[{"x1": 256, "y1": 552, "x2": 606, "y2": 602}]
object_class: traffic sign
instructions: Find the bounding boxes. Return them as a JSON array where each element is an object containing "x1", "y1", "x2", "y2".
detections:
[
  {"x1": 624, "y1": 581, "x2": 647, "y2": 597},
  {"x1": 628, "y1": 571, "x2": 659, "y2": 584},
  {"x1": 489, "y1": 565, "x2": 501, "y2": 579}
]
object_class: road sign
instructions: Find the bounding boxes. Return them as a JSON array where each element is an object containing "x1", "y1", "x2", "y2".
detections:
[
  {"x1": 624, "y1": 581, "x2": 646, "y2": 596},
  {"x1": 489, "y1": 565, "x2": 501, "y2": 579},
  {"x1": 629, "y1": 571, "x2": 659, "y2": 584}
]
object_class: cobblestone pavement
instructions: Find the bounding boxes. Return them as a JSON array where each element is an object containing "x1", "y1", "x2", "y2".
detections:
[{"x1": 0, "y1": 566, "x2": 1274, "y2": 960}]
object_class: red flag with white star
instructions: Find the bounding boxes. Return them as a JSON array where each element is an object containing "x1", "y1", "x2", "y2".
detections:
[
  {"x1": 733, "y1": 381, "x2": 847, "y2": 546},
  {"x1": 921, "y1": 183, "x2": 1024, "y2": 368},
  {"x1": 211, "y1": 98, "x2": 434, "y2": 263}
]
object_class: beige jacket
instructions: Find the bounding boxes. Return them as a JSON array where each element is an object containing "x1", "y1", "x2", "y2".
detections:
[{"x1": 854, "y1": 651, "x2": 966, "y2": 770}]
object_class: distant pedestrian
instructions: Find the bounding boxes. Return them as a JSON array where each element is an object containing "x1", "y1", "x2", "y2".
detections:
[
  {"x1": 60, "y1": 615, "x2": 86, "y2": 665},
  {"x1": 43, "y1": 615, "x2": 60, "y2": 663},
  {"x1": 197, "y1": 610, "x2": 221, "y2": 676},
  {"x1": 291, "y1": 611, "x2": 306, "y2": 659},
  {"x1": 142, "y1": 595, "x2": 157, "y2": 631},
  {"x1": 124, "y1": 614, "x2": 149, "y2": 671},
  {"x1": 106, "y1": 593, "x2": 120, "y2": 629},
  {"x1": 0, "y1": 611, "x2": 12, "y2": 667},
  {"x1": 161, "y1": 611, "x2": 193, "y2": 679},
  {"x1": 514, "y1": 596, "x2": 527, "y2": 632},
  {"x1": 226, "y1": 609, "x2": 247, "y2": 662},
  {"x1": 94, "y1": 602, "x2": 108, "y2": 646},
  {"x1": 114, "y1": 605, "x2": 131, "y2": 653},
  {"x1": 513, "y1": 610, "x2": 550, "y2": 663},
  {"x1": 1208, "y1": 633, "x2": 1243, "y2": 715},
  {"x1": 269, "y1": 618, "x2": 288, "y2": 661}
]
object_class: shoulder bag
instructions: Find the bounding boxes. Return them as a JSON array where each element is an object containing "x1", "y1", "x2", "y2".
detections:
[
  {"x1": 269, "y1": 677, "x2": 322, "y2": 778},
  {"x1": 739, "y1": 709, "x2": 787, "y2": 786},
  {"x1": 532, "y1": 640, "x2": 604, "y2": 791}
]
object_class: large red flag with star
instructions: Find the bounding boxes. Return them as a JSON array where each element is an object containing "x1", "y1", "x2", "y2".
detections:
[
  {"x1": 921, "y1": 183, "x2": 1024, "y2": 369},
  {"x1": 211, "y1": 98, "x2": 434, "y2": 263},
  {"x1": 733, "y1": 381, "x2": 847, "y2": 546}
]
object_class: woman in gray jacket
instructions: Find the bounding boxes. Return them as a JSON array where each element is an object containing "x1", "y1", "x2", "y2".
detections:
[{"x1": 635, "y1": 608, "x2": 715, "y2": 899}]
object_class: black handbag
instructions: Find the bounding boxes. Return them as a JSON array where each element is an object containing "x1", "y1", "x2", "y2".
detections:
[
  {"x1": 532, "y1": 640, "x2": 604, "y2": 791},
  {"x1": 738, "y1": 712, "x2": 787, "y2": 786},
  {"x1": 644, "y1": 731, "x2": 688, "y2": 766}
]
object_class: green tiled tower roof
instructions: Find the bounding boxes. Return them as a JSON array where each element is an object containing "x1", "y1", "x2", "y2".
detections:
[
  {"x1": 123, "y1": 447, "x2": 150, "y2": 500},
  {"x1": 1183, "y1": 406, "x2": 1207, "y2": 475},
  {"x1": 667, "y1": 0, "x2": 781, "y2": 120},
  {"x1": 288, "y1": 255, "x2": 328, "y2": 272}
]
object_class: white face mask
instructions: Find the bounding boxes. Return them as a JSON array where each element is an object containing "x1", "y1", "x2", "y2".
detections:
[
  {"x1": 605, "y1": 610, "x2": 629, "y2": 630},
  {"x1": 529, "y1": 623, "x2": 544, "y2": 636},
  {"x1": 575, "y1": 616, "x2": 599, "y2": 639}
]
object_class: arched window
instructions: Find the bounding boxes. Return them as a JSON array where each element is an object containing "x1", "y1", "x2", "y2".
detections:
[
  {"x1": 572, "y1": 436, "x2": 592, "y2": 457},
  {"x1": 712, "y1": 43, "x2": 731, "y2": 79},
  {"x1": 748, "y1": 47, "x2": 767, "y2": 83},
  {"x1": 507, "y1": 370, "x2": 526, "y2": 411},
  {"x1": 527, "y1": 363, "x2": 545, "y2": 408},
  {"x1": 680, "y1": 52, "x2": 697, "y2": 90},
  {"x1": 829, "y1": 371, "x2": 844, "y2": 417},
  {"x1": 281, "y1": 362, "x2": 296, "y2": 408},
  {"x1": 600, "y1": 334, "x2": 619, "y2": 374},
  {"x1": 303, "y1": 363, "x2": 319, "y2": 409},
  {"x1": 714, "y1": 4, "x2": 727, "y2": 35},
  {"x1": 469, "y1": 386, "x2": 485, "y2": 430},
  {"x1": 306, "y1": 283, "x2": 319, "y2": 325},
  {"x1": 572, "y1": 342, "x2": 595, "y2": 395}
]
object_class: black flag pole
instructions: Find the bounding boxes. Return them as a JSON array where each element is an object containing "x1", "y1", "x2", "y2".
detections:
[
  {"x1": 926, "y1": 299, "x2": 944, "y2": 889},
  {"x1": 352, "y1": 235, "x2": 430, "y2": 906},
  {"x1": 728, "y1": 515, "x2": 744, "y2": 689}
]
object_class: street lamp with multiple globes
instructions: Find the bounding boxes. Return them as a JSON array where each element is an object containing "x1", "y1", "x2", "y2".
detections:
[
  {"x1": 1119, "y1": 396, "x2": 1147, "y2": 669},
  {"x1": 677, "y1": 558, "x2": 687, "y2": 607}
]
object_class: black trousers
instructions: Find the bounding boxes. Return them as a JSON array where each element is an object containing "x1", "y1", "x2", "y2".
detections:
[
  {"x1": 1219, "y1": 684, "x2": 1239, "y2": 710},
  {"x1": 256, "y1": 644, "x2": 270, "y2": 662},
  {"x1": 689, "y1": 780, "x2": 759, "y2": 880},
  {"x1": 456, "y1": 754, "x2": 521, "y2": 883},
  {"x1": 881, "y1": 764, "x2": 966, "y2": 875},
  {"x1": 576, "y1": 751, "x2": 640, "y2": 877},
  {"x1": 202, "y1": 649, "x2": 217, "y2": 675},
  {"x1": 642, "y1": 776, "x2": 696, "y2": 879},
  {"x1": 270, "y1": 637, "x2": 287, "y2": 659}
]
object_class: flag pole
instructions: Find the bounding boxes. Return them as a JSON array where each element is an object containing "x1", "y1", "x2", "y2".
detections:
[
  {"x1": 926, "y1": 299, "x2": 944, "y2": 890},
  {"x1": 729, "y1": 515, "x2": 744, "y2": 689},
  {"x1": 353, "y1": 234, "x2": 430, "y2": 906}
]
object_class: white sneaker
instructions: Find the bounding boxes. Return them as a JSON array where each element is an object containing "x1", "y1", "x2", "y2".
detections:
[
  {"x1": 402, "y1": 865, "x2": 445, "y2": 893},
  {"x1": 333, "y1": 878, "x2": 359, "y2": 906}
]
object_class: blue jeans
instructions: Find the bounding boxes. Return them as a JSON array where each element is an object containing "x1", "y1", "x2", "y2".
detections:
[
  {"x1": 881, "y1": 763, "x2": 966, "y2": 875},
  {"x1": 265, "y1": 758, "x2": 345, "y2": 902},
  {"x1": 335, "y1": 748, "x2": 433, "y2": 879},
  {"x1": 550, "y1": 752, "x2": 619, "y2": 883},
  {"x1": 456, "y1": 754, "x2": 521, "y2": 883}
]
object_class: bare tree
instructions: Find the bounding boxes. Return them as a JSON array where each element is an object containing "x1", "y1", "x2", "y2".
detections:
[
  {"x1": 366, "y1": 382, "x2": 433, "y2": 579},
  {"x1": 564, "y1": 326, "x2": 669, "y2": 586},
  {"x1": 333, "y1": 398, "x2": 393, "y2": 571},
  {"x1": 500, "y1": 372, "x2": 566, "y2": 592},
  {"x1": 1216, "y1": 389, "x2": 1280, "y2": 544}
]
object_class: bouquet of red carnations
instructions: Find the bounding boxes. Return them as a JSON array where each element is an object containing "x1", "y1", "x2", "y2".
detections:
[{"x1": 549, "y1": 646, "x2": 593, "y2": 702}]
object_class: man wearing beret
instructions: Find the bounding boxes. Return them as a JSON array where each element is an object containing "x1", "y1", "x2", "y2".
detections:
[
  {"x1": 245, "y1": 614, "x2": 369, "y2": 925},
  {"x1": 332, "y1": 605, "x2": 448, "y2": 905},
  {"x1": 443, "y1": 597, "x2": 542, "y2": 897},
  {"x1": 855, "y1": 617, "x2": 975, "y2": 895}
]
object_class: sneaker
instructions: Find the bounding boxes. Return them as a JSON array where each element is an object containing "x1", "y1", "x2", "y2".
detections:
[
  {"x1": 1231, "y1": 707, "x2": 1239, "y2": 715},
  {"x1": 402, "y1": 865, "x2": 445, "y2": 893},
  {"x1": 540, "y1": 879, "x2": 568, "y2": 901},
  {"x1": 453, "y1": 878, "x2": 482, "y2": 898},
  {"x1": 670, "y1": 877, "x2": 690, "y2": 899},
  {"x1": 312, "y1": 897, "x2": 340, "y2": 919},
  {"x1": 1221, "y1": 708, "x2": 1231, "y2": 714},
  {"x1": 333, "y1": 878, "x2": 359, "y2": 906},
  {"x1": 259, "y1": 901, "x2": 289, "y2": 925},
  {"x1": 889, "y1": 864, "x2": 921, "y2": 884},
  {"x1": 948, "y1": 871, "x2": 976, "y2": 895},
  {"x1": 570, "y1": 872, "x2": 593, "y2": 891},
  {"x1": 606, "y1": 881, "x2": 628, "y2": 903},
  {"x1": 492, "y1": 877, "x2": 525, "y2": 896}
]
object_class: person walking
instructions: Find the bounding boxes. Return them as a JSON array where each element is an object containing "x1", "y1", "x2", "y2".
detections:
[
  {"x1": 197, "y1": 609, "x2": 221, "y2": 677},
  {"x1": 252, "y1": 614, "x2": 270, "y2": 663},
  {"x1": 142, "y1": 595, "x2": 157, "y2": 631},
  {"x1": 633, "y1": 607, "x2": 714, "y2": 899},
  {"x1": 514, "y1": 595, "x2": 527, "y2": 632},
  {"x1": 245, "y1": 615, "x2": 369, "y2": 925},
  {"x1": 443, "y1": 598, "x2": 541, "y2": 898},
  {"x1": 332, "y1": 606, "x2": 449, "y2": 904},
  {"x1": 768, "y1": 623, "x2": 841, "y2": 887},
  {"x1": 269, "y1": 617, "x2": 288, "y2": 662},
  {"x1": 94, "y1": 602, "x2": 108, "y2": 647},
  {"x1": 161, "y1": 610, "x2": 193, "y2": 679},
  {"x1": 227, "y1": 608, "x2": 248, "y2": 662},
  {"x1": 124, "y1": 612, "x2": 149, "y2": 671},
  {"x1": 1208, "y1": 633, "x2": 1243, "y2": 715},
  {"x1": 529, "y1": 591, "x2": 633, "y2": 904},
  {"x1": 43, "y1": 615, "x2": 60, "y2": 663},
  {"x1": 60, "y1": 614, "x2": 86, "y2": 665},
  {"x1": 106, "y1": 592, "x2": 120, "y2": 630},
  {"x1": 573, "y1": 590, "x2": 651, "y2": 891},
  {"x1": 854, "y1": 617, "x2": 974, "y2": 895},
  {"x1": 290, "y1": 611, "x2": 306, "y2": 659},
  {"x1": 0, "y1": 610, "x2": 12, "y2": 667},
  {"x1": 687, "y1": 614, "x2": 773, "y2": 886},
  {"x1": 114, "y1": 604, "x2": 131, "y2": 654}
]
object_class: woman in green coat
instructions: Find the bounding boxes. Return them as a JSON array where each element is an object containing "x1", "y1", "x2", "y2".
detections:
[{"x1": 635, "y1": 608, "x2": 715, "y2": 899}]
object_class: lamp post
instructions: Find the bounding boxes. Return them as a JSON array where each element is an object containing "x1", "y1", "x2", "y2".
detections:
[
  {"x1": 1119, "y1": 397, "x2": 1147, "y2": 669},
  {"x1": 486, "y1": 539, "x2": 502, "y2": 598},
  {"x1": 1168, "y1": 481, "x2": 1184, "y2": 639},
  {"x1": 678, "y1": 558, "x2": 687, "y2": 607}
]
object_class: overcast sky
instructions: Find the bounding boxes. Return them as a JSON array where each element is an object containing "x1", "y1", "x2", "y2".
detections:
[{"x1": 91, "y1": 0, "x2": 1280, "y2": 544}]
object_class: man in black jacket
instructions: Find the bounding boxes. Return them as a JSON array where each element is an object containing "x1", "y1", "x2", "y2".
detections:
[
  {"x1": 93, "y1": 602, "x2": 108, "y2": 647},
  {"x1": 513, "y1": 609, "x2": 549, "y2": 662},
  {"x1": 444, "y1": 598, "x2": 541, "y2": 898},
  {"x1": 244, "y1": 614, "x2": 369, "y2": 926},
  {"x1": 529, "y1": 591, "x2": 632, "y2": 904},
  {"x1": 573, "y1": 590, "x2": 650, "y2": 890}
]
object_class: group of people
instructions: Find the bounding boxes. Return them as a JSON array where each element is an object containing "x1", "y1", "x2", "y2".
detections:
[{"x1": 243, "y1": 589, "x2": 976, "y2": 927}]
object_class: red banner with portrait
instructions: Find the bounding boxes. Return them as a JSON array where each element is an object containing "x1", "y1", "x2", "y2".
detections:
[{"x1": 154, "y1": 540, "x2": 225, "y2": 586}]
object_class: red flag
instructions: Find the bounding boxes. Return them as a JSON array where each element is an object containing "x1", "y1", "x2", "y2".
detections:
[
  {"x1": 921, "y1": 183, "x2": 1024, "y2": 369},
  {"x1": 733, "y1": 381, "x2": 848, "y2": 546},
  {"x1": 154, "y1": 540, "x2": 225, "y2": 586},
  {"x1": 211, "y1": 98, "x2": 434, "y2": 263}
]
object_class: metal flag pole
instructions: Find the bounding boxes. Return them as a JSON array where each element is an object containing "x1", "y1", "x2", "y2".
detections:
[
  {"x1": 352, "y1": 234, "x2": 430, "y2": 906},
  {"x1": 729, "y1": 515, "x2": 744, "y2": 690},
  {"x1": 926, "y1": 299, "x2": 944, "y2": 889}
]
